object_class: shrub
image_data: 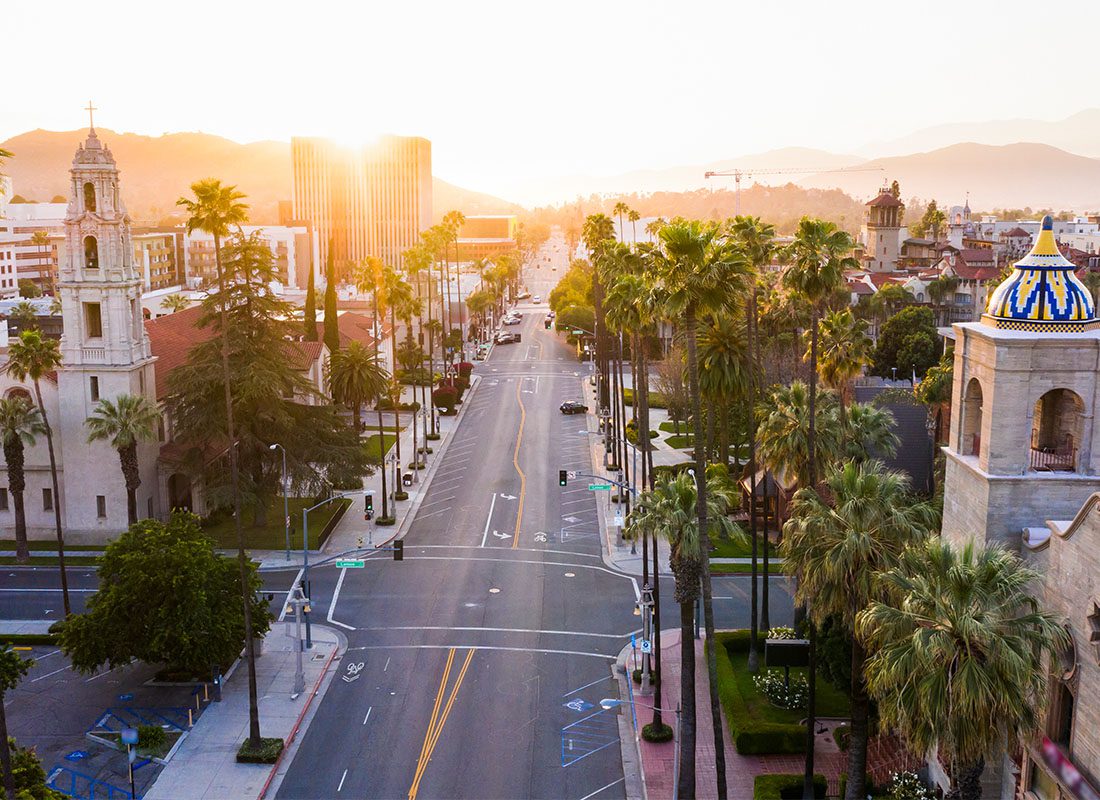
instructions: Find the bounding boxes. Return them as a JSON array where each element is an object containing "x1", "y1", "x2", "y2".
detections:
[
  {"x1": 137, "y1": 724, "x2": 166, "y2": 750},
  {"x1": 767, "y1": 626, "x2": 798, "y2": 640},
  {"x1": 641, "y1": 722, "x2": 674, "y2": 743},
  {"x1": 752, "y1": 670, "x2": 809, "y2": 710},
  {"x1": 394, "y1": 491, "x2": 409, "y2": 501},
  {"x1": 735, "y1": 724, "x2": 808, "y2": 755},
  {"x1": 833, "y1": 723, "x2": 850, "y2": 751},
  {"x1": 432, "y1": 386, "x2": 457, "y2": 412},
  {"x1": 753, "y1": 773, "x2": 826, "y2": 799},
  {"x1": 456, "y1": 361, "x2": 474, "y2": 378},
  {"x1": 838, "y1": 772, "x2": 889, "y2": 800},
  {"x1": 375, "y1": 516, "x2": 396, "y2": 526},
  {"x1": 236, "y1": 737, "x2": 284, "y2": 764},
  {"x1": 622, "y1": 388, "x2": 667, "y2": 409},
  {"x1": 887, "y1": 771, "x2": 935, "y2": 800}
]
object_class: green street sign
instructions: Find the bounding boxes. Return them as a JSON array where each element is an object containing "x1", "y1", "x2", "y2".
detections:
[
  {"x1": 572, "y1": 330, "x2": 586, "y2": 336},
  {"x1": 336, "y1": 559, "x2": 365, "y2": 568},
  {"x1": 588, "y1": 483, "x2": 612, "y2": 491}
]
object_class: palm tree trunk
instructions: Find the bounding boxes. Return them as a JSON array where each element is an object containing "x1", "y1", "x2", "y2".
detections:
[
  {"x1": 377, "y1": 409, "x2": 388, "y2": 518},
  {"x1": 617, "y1": 336, "x2": 629, "y2": 514},
  {"x1": 390, "y1": 305, "x2": 402, "y2": 472},
  {"x1": 427, "y1": 275, "x2": 437, "y2": 438},
  {"x1": 845, "y1": 636, "x2": 870, "y2": 800},
  {"x1": 803, "y1": 308, "x2": 820, "y2": 800},
  {"x1": 684, "y1": 303, "x2": 727, "y2": 798},
  {"x1": 120, "y1": 444, "x2": 139, "y2": 527},
  {"x1": 12, "y1": 489, "x2": 27, "y2": 564},
  {"x1": 33, "y1": 380, "x2": 69, "y2": 616},
  {"x1": 0, "y1": 694, "x2": 16, "y2": 800},
  {"x1": 637, "y1": 335, "x2": 662, "y2": 725},
  {"x1": 677, "y1": 599, "x2": 697, "y2": 800},
  {"x1": 748, "y1": 288, "x2": 761, "y2": 672},
  {"x1": 213, "y1": 231, "x2": 262, "y2": 747},
  {"x1": 949, "y1": 759, "x2": 985, "y2": 800},
  {"x1": 453, "y1": 238, "x2": 465, "y2": 349}
]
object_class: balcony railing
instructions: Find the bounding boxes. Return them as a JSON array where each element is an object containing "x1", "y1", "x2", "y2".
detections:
[{"x1": 1030, "y1": 447, "x2": 1076, "y2": 472}]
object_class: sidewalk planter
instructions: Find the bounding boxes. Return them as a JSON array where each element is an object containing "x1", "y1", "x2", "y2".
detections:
[
  {"x1": 753, "y1": 774, "x2": 827, "y2": 799},
  {"x1": 236, "y1": 737, "x2": 284, "y2": 764}
]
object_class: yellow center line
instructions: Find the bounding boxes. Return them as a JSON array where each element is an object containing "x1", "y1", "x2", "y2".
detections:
[
  {"x1": 408, "y1": 648, "x2": 476, "y2": 800},
  {"x1": 512, "y1": 379, "x2": 527, "y2": 549}
]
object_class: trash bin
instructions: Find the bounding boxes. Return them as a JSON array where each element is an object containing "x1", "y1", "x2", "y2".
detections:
[{"x1": 402, "y1": 472, "x2": 413, "y2": 486}]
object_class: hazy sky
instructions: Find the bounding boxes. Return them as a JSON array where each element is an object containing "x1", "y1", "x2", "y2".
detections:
[{"x1": 5, "y1": 0, "x2": 1099, "y2": 203}]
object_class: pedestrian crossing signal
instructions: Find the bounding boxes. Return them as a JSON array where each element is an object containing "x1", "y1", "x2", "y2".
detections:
[{"x1": 559, "y1": 470, "x2": 568, "y2": 487}]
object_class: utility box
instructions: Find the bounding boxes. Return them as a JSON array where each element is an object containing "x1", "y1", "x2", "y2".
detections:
[{"x1": 764, "y1": 638, "x2": 810, "y2": 668}]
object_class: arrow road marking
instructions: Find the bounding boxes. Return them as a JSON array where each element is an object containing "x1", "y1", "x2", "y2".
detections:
[
  {"x1": 499, "y1": 493, "x2": 517, "y2": 500},
  {"x1": 563, "y1": 515, "x2": 581, "y2": 523},
  {"x1": 493, "y1": 530, "x2": 512, "y2": 539}
]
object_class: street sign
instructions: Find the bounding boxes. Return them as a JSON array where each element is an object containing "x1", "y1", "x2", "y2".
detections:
[
  {"x1": 572, "y1": 330, "x2": 585, "y2": 336},
  {"x1": 335, "y1": 559, "x2": 365, "y2": 568},
  {"x1": 120, "y1": 728, "x2": 138, "y2": 746},
  {"x1": 588, "y1": 483, "x2": 612, "y2": 491},
  {"x1": 641, "y1": 639, "x2": 652, "y2": 654},
  {"x1": 613, "y1": 515, "x2": 623, "y2": 527}
]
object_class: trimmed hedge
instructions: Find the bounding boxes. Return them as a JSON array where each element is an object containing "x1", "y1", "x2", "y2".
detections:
[
  {"x1": 622, "y1": 388, "x2": 667, "y2": 409},
  {"x1": 0, "y1": 634, "x2": 58, "y2": 646},
  {"x1": 236, "y1": 737, "x2": 284, "y2": 764},
  {"x1": 837, "y1": 772, "x2": 887, "y2": 800},
  {"x1": 753, "y1": 773, "x2": 827, "y2": 799}
]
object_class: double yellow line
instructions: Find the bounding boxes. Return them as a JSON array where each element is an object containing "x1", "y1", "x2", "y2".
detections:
[
  {"x1": 407, "y1": 648, "x2": 476, "y2": 799},
  {"x1": 512, "y1": 379, "x2": 527, "y2": 549}
]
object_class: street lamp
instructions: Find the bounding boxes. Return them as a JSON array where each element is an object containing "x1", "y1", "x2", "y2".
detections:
[
  {"x1": 599, "y1": 698, "x2": 681, "y2": 800},
  {"x1": 638, "y1": 584, "x2": 654, "y2": 696},
  {"x1": 269, "y1": 443, "x2": 289, "y2": 561},
  {"x1": 285, "y1": 585, "x2": 309, "y2": 697}
]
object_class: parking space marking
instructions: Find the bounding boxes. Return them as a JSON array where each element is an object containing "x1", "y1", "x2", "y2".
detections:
[{"x1": 30, "y1": 665, "x2": 71, "y2": 683}]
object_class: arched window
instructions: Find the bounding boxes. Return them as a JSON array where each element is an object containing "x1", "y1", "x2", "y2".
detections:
[
  {"x1": 1030, "y1": 388, "x2": 1084, "y2": 472},
  {"x1": 961, "y1": 378, "x2": 983, "y2": 456},
  {"x1": 5, "y1": 388, "x2": 32, "y2": 404},
  {"x1": 83, "y1": 236, "x2": 99, "y2": 270},
  {"x1": 83, "y1": 182, "x2": 96, "y2": 213}
]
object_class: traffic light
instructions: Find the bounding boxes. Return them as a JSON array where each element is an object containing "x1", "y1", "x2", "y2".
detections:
[
  {"x1": 364, "y1": 494, "x2": 373, "y2": 520},
  {"x1": 559, "y1": 469, "x2": 568, "y2": 487},
  {"x1": 393, "y1": 540, "x2": 404, "y2": 561}
]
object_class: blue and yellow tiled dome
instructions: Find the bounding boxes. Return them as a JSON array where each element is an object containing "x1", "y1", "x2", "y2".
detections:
[{"x1": 985, "y1": 215, "x2": 1098, "y2": 331}]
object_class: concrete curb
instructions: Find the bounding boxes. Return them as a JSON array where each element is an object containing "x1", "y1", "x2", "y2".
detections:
[{"x1": 612, "y1": 645, "x2": 647, "y2": 800}]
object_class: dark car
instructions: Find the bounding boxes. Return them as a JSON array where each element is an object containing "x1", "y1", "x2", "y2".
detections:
[{"x1": 559, "y1": 400, "x2": 587, "y2": 415}]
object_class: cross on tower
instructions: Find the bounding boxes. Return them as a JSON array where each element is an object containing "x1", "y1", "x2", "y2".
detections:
[{"x1": 85, "y1": 101, "x2": 97, "y2": 131}]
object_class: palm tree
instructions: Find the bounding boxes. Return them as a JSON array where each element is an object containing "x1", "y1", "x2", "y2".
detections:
[
  {"x1": 858, "y1": 539, "x2": 1068, "y2": 800},
  {"x1": 442, "y1": 211, "x2": 467, "y2": 345},
  {"x1": 814, "y1": 309, "x2": 872, "y2": 417},
  {"x1": 176, "y1": 178, "x2": 264, "y2": 748},
  {"x1": 630, "y1": 471, "x2": 745, "y2": 798},
  {"x1": 160, "y1": 293, "x2": 190, "y2": 314},
  {"x1": 84, "y1": 394, "x2": 160, "y2": 527},
  {"x1": 383, "y1": 265, "x2": 415, "y2": 481},
  {"x1": 328, "y1": 341, "x2": 390, "y2": 432},
  {"x1": 657, "y1": 218, "x2": 749, "y2": 799},
  {"x1": 697, "y1": 313, "x2": 750, "y2": 467},
  {"x1": 844, "y1": 403, "x2": 899, "y2": 462},
  {"x1": 757, "y1": 382, "x2": 842, "y2": 492},
  {"x1": 783, "y1": 461, "x2": 935, "y2": 800},
  {"x1": 6, "y1": 302, "x2": 38, "y2": 334},
  {"x1": 612, "y1": 201, "x2": 630, "y2": 243},
  {"x1": 582, "y1": 215, "x2": 616, "y2": 409},
  {"x1": 628, "y1": 209, "x2": 641, "y2": 244},
  {"x1": 6, "y1": 330, "x2": 69, "y2": 614},
  {"x1": 729, "y1": 215, "x2": 777, "y2": 670},
  {"x1": 0, "y1": 396, "x2": 45, "y2": 563},
  {"x1": 781, "y1": 217, "x2": 856, "y2": 795}
]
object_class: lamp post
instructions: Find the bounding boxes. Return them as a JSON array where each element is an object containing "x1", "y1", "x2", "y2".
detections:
[
  {"x1": 269, "y1": 443, "x2": 289, "y2": 561},
  {"x1": 286, "y1": 585, "x2": 309, "y2": 697},
  {"x1": 639, "y1": 584, "x2": 653, "y2": 696},
  {"x1": 600, "y1": 698, "x2": 681, "y2": 800},
  {"x1": 301, "y1": 490, "x2": 364, "y2": 648}
]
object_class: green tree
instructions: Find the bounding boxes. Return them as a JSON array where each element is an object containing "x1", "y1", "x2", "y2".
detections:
[
  {"x1": 160, "y1": 293, "x2": 190, "y2": 314},
  {"x1": 843, "y1": 403, "x2": 899, "y2": 463},
  {"x1": 15, "y1": 281, "x2": 40, "y2": 299},
  {"x1": 697, "y1": 312, "x2": 750, "y2": 466},
  {"x1": 0, "y1": 645, "x2": 33, "y2": 800},
  {"x1": 915, "y1": 346, "x2": 953, "y2": 407},
  {"x1": 58, "y1": 513, "x2": 272, "y2": 678},
  {"x1": 7, "y1": 302, "x2": 38, "y2": 334},
  {"x1": 328, "y1": 341, "x2": 389, "y2": 432},
  {"x1": 871, "y1": 305, "x2": 939, "y2": 379},
  {"x1": 656, "y1": 218, "x2": 749, "y2": 798},
  {"x1": 612, "y1": 201, "x2": 631, "y2": 243},
  {"x1": 6, "y1": 330, "x2": 68, "y2": 615},
  {"x1": 812, "y1": 309, "x2": 872, "y2": 414},
  {"x1": 4, "y1": 737, "x2": 64, "y2": 799},
  {"x1": 323, "y1": 248, "x2": 339, "y2": 352},
  {"x1": 628, "y1": 471, "x2": 745, "y2": 798},
  {"x1": 910, "y1": 199, "x2": 947, "y2": 240},
  {"x1": 303, "y1": 260, "x2": 318, "y2": 341},
  {"x1": 783, "y1": 461, "x2": 934, "y2": 800},
  {"x1": 859, "y1": 539, "x2": 1068, "y2": 800},
  {"x1": 85, "y1": 394, "x2": 161, "y2": 526},
  {"x1": 757, "y1": 382, "x2": 843, "y2": 492},
  {"x1": 0, "y1": 396, "x2": 45, "y2": 564}
]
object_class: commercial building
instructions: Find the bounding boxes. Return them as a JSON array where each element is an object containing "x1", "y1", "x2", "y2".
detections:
[
  {"x1": 292, "y1": 135, "x2": 432, "y2": 274},
  {"x1": 183, "y1": 224, "x2": 318, "y2": 290},
  {"x1": 456, "y1": 215, "x2": 517, "y2": 260},
  {"x1": 131, "y1": 228, "x2": 185, "y2": 292},
  {"x1": 0, "y1": 199, "x2": 66, "y2": 292}
]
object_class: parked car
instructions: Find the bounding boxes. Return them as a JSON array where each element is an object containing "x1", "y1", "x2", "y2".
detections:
[
  {"x1": 496, "y1": 332, "x2": 520, "y2": 344},
  {"x1": 533, "y1": 295, "x2": 541, "y2": 303},
  {"x1": 517, "y1": 291, "x2": 531, "y2": 300},
  {"x1": 559, "y1": 400, "x2": 587, "y2": 415},
  {"x1": 503, "y1": 314, "x2": 522, "y2": 325}
]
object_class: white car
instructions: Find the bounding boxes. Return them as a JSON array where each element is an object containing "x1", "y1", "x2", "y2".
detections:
[{"x1": 533, "y1": 295, "x2": 541, "y2": 303}]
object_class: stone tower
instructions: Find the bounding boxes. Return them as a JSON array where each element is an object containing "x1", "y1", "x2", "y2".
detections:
[
  {"x1": 942, "y1": 215, "x2": 1100, "y2": 550},
  {"x1": 55, "y1": 122, "x2": 159, "y2": 532},
  {"x1": 861, "y1": 181, "x2": 904, "y2": 272}
]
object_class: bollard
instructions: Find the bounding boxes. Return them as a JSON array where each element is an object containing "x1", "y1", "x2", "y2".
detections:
[
  {"x1": 203, "y1": 683, "x2": 209, "y2": 702},
  {"x1": 188, "y1": 708, "x2": 193, "y2": 727}
]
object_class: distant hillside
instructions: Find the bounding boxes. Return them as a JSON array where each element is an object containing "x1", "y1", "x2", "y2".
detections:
[
  {"x1": 862, "y1": 109, "x2": 1100, "y2": 159},
  {"x1": 799, "y1": 142, "x2": 1100, "y2": 212},
  {"x1": 0, "y1": 128, "x2": 519, "y2": 224}
]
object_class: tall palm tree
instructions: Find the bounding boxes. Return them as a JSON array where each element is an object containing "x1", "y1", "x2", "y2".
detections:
[
  {"x1": 0, "y1": 396, "x2": 45, "y2": 564},
  {"x1": 757, "y1": 382, "x2": 843, "y2": 491},
  {"x1": 813, "y1": 309, "x2": 872, "y2": 419},
  {"x1": 327, "y1": 341, "x2": 389, "y2": 432},
  {"x1": 176, "y1": 178, "x2": 264, "y2": 747},
  {"x1": 6, "y1": 330, "x2": 69, "y2": 614},
  {"x1": 628, "y1": 209, "x2": 641, "y2": 244},
  {"x1": 85, "y1": 394, "x2": 160, "y2": 527},
  {"x1": 160, "y1": 293, "x2": 190, "y2": 314},
  {"x1": 442, "y1": 211, "x2": 467, "y2": 346},
  {"x1": 582, "y1": 215, "x2": 616, "y2": 410},
  {"x1": 858, "y1": 539, "x2": 1068, "y2": 800},
  {"x1": 697, "y1": 313, "x2": 750, "y2": 467},
  {"x1": 844, "y1": 403, "x2": 899, "y2": 462},
  {"x1": 612, "y1": 201, "x2": 630, "y2": 243},
  {"x1": 781, "y1": 217, "x2": 856, "y2": 795},
  {"x1": 404, "y1": 244, "x2": 434, "y2": 446},
  {"x1": 630, "y1": 471, "x2": 745, "y2": 798},
  {"x1": 783, "y1": 461, "x2": 935, "y2": 800},
  {"x1": 383, "y1": 265, "x2": 415, "y2": 481},
  {"x1": 727, "y1": 216, "x2": 777, "y2": 668},
  {"x1": 658, "y1": 219, "x2": 749, "y2": 799}
]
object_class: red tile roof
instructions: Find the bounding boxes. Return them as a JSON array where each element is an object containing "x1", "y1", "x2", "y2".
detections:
[
  {"x1": 1005, "y1": 227, "x2": 1031, "y2": 238},
  {"x1": 849, "y1": 282, "x2": 874, "y2": 295},
  {"x1": 959, "y1": 248, "x2": 995, "y2": 264},
  {"x1": 314, "y1": 312, "x2": 385, "y2": 350},
  {"x1": 866, "y1": 192, "x2": 904, "y2": 208}
]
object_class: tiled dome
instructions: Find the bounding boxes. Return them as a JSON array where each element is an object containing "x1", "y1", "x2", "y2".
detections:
[{"x1": 985, "y1": 215, "x2": 1097, "y2": 331}]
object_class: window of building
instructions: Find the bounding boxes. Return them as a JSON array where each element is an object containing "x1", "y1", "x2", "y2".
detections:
[
  {"x1": 83, "y1": 236, "x2": 99, "y2": 270},
  {"x1": 42, "y1": 488, "x2": 52, "y2": 511},
  {"x1": 89, "y1": 376, "x2": 99, "y2": 402},
  {"x1": 83, "y1": 182, "x2": 97, "y2": 213},
  {"x1": 1031, "y1": 388, "x2": 1084, "y2": 473},
  {"x1": 147, "y1": 497, "x2": 153, "y2": 519},
  {"x1": 96, "y1": 495, "x2": 106, "y2": 519},
  {"x1": 84, "y1": 302, "x2": 103, "y2": 338},
  {"x1": 0, "y1": 489, "x2": 8, "y2": 511}
]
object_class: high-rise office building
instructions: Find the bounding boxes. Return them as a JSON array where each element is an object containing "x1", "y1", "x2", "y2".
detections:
[{"x1": 292, "y1": 136, "x2": 432, "y2": 275}]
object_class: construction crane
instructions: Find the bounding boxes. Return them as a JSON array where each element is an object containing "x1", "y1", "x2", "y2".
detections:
[{"x1": 703, "y1": 165, "x2": 887, "y2": 214}]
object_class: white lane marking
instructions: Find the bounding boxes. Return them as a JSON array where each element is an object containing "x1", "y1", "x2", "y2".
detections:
[
  {"x1": 409, "y1": 544, "x2": 602, "y2": 561},
  {"x1": 326, "y1": 568, "x2": 356, "y2": 631},
  {"x1": 359, "y1": 625, "x2": 631, "y2": 639},
  {"x1": 363, "y1": 707, "x2": 372, "y2": 725},
  {"x1": 30, "y1": 665, "x2": 70, "y2": 683},
  {"x1": 479, "y1": 492, "x2": 498, "y2": 548},
  {"x1": 401, "y1": 556, "x2": 640, "y2": 601},
  {"x1": 347, "y1": 644, "x2": 615, "y2": 660},
  {"x1": 33, "y1": 649, "x2": 62, "y2": 660},
  {"x1": 278, "y1": 567, "x2": 305, "y2": 623},
  {"x1": 415, "y1": 508, "x2": 449, "y2": 521},
  {"x1": 338, "y1": 768, "x2": 348, "y2": 792},
  {"x1": 418, "y1": 495, "x2": 457, "y2": 509},
  {"x1": 579, "y1": 777, "x2": 625, "y2": 800},
  {"x1": 562, "y1": 675, "x2": 611, "y2": 698},
  {"x1": 84, "y1": 666, "x2": 118, "y2": 683},
  {"x1": 383, "y1": 657, "x2": 391, "y2": 672}
]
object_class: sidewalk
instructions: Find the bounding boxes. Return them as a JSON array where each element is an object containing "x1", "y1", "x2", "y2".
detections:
[{"x1": 144, "y1": 624, "x2": 344, "y2": 800}]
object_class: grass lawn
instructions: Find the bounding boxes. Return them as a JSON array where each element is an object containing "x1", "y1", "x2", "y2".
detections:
[
  {"x1": 360, "y1": 424, "x2": 406, "y2": 433},
  {"x1": 363, "y1": 434, "x2": 398, "y2": 465},
  {"x1": 709, "y1": 533, "x2": 753, "y2": 559},
  {"x1": 724, "y1": 645, "x2": 848, "y2": 722},
  {"x1": 202, "y1": 497, "x2": 351, "y2": 551},
  {"x1": 710, "y1": 561, "x2": 786, "y2": 574},
  {"x1": 658, "y1": 421, "x2": 690, "y2": 434},
  {"x1": 100, "y1": 729, "x2": 183, "y2": 760},
  {"x1": 664, "y1": 434, "x2": 695, "y2": 450},
  {"x1": 0, "y1": 541, "x2": 105, "y2": 552}
]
